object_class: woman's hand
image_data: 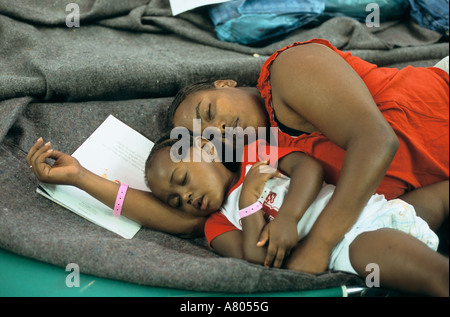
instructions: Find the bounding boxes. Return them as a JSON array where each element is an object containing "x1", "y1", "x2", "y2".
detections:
[
  {"x1": 26, "y1": 137, "x2": 83, "y2": 186},
  {"x1": 284, "y1": 234, "x2": 331, "y2": 274}
]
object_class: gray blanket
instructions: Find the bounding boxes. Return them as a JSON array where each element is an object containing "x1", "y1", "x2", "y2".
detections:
[{"x1": 0, "y1": 0, "x2": 448, "y2": 293}]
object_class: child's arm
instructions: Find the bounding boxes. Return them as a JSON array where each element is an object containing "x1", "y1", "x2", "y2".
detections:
[
  {"x1": 257, "y1": 152, "x2": 324, "y2": 268},
  {"x1": 206, "y1": 161, "x2": 273, "y2": 262},
  {"x1": 238, "y1": 161, "x2": 281, "y2": 264},
  {"x1": 27, "y1": 138, "x2": 205, "y2": 238},
  {"x1": 211, "y1": 153, "x2": 323, "y2": 266}
]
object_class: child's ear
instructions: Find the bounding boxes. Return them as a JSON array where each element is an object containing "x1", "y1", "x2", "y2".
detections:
[
  {"x1": 213, "y1": 79, "x2": 237, "y2": 88},
  {"x1": 193, "y1": 136, "x2": 220, "y2": 162}
]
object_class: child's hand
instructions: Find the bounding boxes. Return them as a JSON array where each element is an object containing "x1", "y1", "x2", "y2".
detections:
[
  {"x1": 239, "y1": 161, "x2": 281, "y2": 208},
  {"x1": 256, "y1": 215, "x2": 299, "y2": 268},
  {"x1": 26, "y1": 138, "x2": 83, "y2": 186}
]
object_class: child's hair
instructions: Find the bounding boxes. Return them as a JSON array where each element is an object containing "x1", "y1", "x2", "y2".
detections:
[
  {"x1": 144, "y1": 130, "x2": 240, "y2": 189},
  {"x1": 167, "y1": 80, "x2": 216, "y2": 130},
  {"x1": 144, "y1": 133, "x2": 194, "y2": 188}
]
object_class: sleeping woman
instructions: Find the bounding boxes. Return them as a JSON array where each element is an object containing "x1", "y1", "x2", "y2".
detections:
[
  {"x1": 27, "y1": 39, "x2": 448, "y2": 275},
  {"x1": 166, "y1": 39, "x2": 449, "y2": 273}
]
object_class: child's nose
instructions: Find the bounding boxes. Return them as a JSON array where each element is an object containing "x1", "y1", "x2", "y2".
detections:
[{"x1": 182, "y1": 191, "x2": 193, "y2": 205}]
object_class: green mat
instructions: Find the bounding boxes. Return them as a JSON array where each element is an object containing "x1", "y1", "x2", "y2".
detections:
[{"x1": 0, "y1": 248, "x2": 346, "y2": 297}]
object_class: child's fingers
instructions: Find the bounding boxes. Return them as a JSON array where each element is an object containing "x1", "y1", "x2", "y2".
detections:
[
  {"x1": 264, "y1": 244, "x2": 286, "y2": 269},
  {"x1": 258, "y1": 165, "x2": 282, "y2": 179},
  {"x1": 26, "y1": 137, "x2": 43, "y2": 166},
  {"x1": 272, "y1": 249, "x2": 286, "y2": 269},
  {"x1": 29, "y1": 143, "x2": 55, "y2": 178},
  {"x1": 255, "y1": 161, "x2": 277, "y2": 173},
  {"x1": 264, "y1": 244, "x2": 277, "y2": 267},
  {"x1": 249, "y1": 161, "x2": 268, "y2": 170},
  {"x1": 41, "y1": 148, "x2": 65, "y2": 161},
  {"x1": 35, "y1": 148, "x2": 57, "y2": 165},
  {"x1": 30, "y1": 141, "x2": 52, "y2": 167}
]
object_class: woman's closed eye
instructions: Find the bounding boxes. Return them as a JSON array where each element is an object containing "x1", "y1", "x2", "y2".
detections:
[
  {"x1": 207, "y1": 103, "x2": 213, "y2": 121},
  {"x1": 207, "y1": 104, "x2": 211, "y2": 120}
]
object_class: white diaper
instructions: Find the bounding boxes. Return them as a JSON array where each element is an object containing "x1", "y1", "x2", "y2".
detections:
[{"x1": 328, "y1": 196, "x2": 439, "y2": 275}]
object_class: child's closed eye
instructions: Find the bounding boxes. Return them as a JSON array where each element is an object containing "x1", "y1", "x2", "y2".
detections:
[{"x1": 168, "y1": 195, "x2": 181, "y2": 208}]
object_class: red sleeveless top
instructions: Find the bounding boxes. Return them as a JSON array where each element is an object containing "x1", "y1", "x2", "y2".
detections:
[{"x1": 257, "y1": 39, "x2": 449, "y2": 199}]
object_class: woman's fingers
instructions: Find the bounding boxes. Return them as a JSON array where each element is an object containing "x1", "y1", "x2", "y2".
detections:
[{"x1": 257, "y1": 225, "x2": 269, "y2": 247}]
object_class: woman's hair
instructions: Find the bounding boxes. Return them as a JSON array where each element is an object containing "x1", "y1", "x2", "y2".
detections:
[{"x1": 167, "y1": 80, "x2": 216, "y2": 130}]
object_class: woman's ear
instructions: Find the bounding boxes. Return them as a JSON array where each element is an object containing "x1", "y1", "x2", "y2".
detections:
[{"x1": 213, "y1": 79, "x2": 237, "y2": 88}]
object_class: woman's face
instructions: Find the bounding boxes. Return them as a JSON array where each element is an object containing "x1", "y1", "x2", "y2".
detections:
[
  {"x1": 146, "y1": 146, "x2": 236, "y2": 217},
  {"x1": 173, "y1": 82, "x2": 269, "y2": 142}
]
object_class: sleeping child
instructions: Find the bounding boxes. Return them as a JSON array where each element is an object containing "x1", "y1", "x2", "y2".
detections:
[
  {"x1": 26, "y1": 134, "x2": 449, "y2": 296},
  {"x1": 145, "y1": 133, "x2": 448, "y2": 296}
]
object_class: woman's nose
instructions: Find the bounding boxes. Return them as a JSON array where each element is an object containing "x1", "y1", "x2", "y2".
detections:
[
  {"x1": 203, "y1": 121, "x2": 226, "y2": 136},
  {"x1": 217, "y1": 121, "x2": 226, "y2": 135}
]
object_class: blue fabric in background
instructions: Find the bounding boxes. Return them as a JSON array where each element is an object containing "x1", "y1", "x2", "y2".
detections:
[
  {"x1": 210, "y1": 0, "x2": 444, "y2": 44},
  {"x1": 209, "y1": 0, "x2": 325, "y2": 44},
  {"x1": 408, "y1": 0, "x2": 449, "y2": 38},
  {"x1": 322, "y1": 0, "x2": 410, "y2": 21}
]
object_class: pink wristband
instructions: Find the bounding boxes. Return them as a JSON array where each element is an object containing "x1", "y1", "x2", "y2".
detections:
[
  {"x1": 239, "y1": 201, "x2": 263, "y2": 220},
  {"x1": 238, "y1": 188, "x2": 270, "y2": 221},
  {"x1": 114, "y1": 183, "x2": 128, "y2": 216}
]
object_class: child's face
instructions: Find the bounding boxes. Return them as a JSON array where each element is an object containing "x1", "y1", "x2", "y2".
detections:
[
  {"x1": 173, "y1": 83, "x2": 269, "y2": 140},
  {"x1": 146, "y1": 146, "x2": 236, "y2": 217}
]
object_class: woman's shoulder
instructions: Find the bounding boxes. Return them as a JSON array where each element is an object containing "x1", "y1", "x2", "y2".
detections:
[
  {"x1": 257, "y1": 39, "x2": 348, "y2": 97},
  {"x1": 259, "y1": 39, "x2": 343, "y2": 75}
]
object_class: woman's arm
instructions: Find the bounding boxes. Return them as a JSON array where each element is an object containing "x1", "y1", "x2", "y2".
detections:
[
  {"x1": 270, "y1": 43, "x2": 399, "y2": 273},
  {"x1": 27, "y1": 138, "x2": 205, "y2": 238}
]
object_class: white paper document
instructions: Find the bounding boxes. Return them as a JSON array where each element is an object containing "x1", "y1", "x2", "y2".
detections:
[
  {"x1": 169, "y1": 0, "x2": 231, "y2": 16},
  {"x1": 37, "y1": 115, "x2": 154, "y2": 239}
]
